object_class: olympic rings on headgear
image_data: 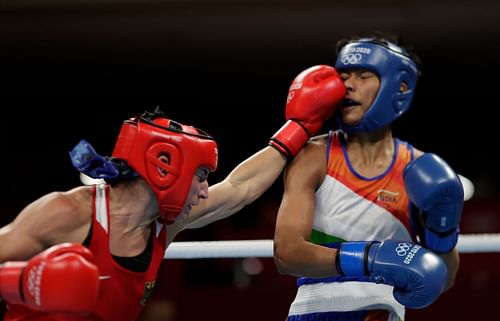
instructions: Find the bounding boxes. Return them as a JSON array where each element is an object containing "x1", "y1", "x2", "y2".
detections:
[{"x1": 335, "y1": 38, "x2": 418, "y2": 133}]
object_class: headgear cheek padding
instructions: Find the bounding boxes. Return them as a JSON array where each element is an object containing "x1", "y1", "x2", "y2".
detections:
[
  {"x1": 112, "y1": 111, "x2": 218, "y2": 224},
  {"x1": 334, "y1": 39, "x2": 418, "y2": 133}
]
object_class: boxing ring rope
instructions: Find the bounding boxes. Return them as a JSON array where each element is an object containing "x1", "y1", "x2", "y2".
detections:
[{"x1": 164, "y1": 233, "x2": 500, "y2": 259}]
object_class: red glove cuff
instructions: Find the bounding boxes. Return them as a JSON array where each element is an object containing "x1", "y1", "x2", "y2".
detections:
[
  {"x1": 269, "y1": 120, "x2": 310, "y2": 160},
  {"x1": 0, "y1": 262, "x2": 27, "y2": 304}
]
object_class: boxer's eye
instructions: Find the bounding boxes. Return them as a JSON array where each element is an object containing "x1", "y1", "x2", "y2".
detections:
[{"x1": 195, "y1": 168, "x2": 209, "y2": 182}]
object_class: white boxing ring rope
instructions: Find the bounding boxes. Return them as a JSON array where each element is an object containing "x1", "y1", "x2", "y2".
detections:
[{"x1": 165, "y1": 233, "x2": 500, "y2": 259}]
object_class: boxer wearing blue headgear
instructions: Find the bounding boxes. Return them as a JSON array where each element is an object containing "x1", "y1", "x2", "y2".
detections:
[
  {"x1": 334, "y1": 38, "x2": 418, "y2": 132},
  {"x1": 274, "y1": 34, "x2": 468, "y2": 321}
]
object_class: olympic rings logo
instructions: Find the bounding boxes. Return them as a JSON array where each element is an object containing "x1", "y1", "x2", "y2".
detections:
[
  {"x1": 395, "y1": 242, "x2": 412, "y2": 256},
  {"x1": 341, "y1": 53, "x2": 362, "y2": 65}
]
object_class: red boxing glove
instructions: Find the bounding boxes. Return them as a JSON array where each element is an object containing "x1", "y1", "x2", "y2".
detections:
[
  {"x1": 270, "y1": 65, "x2": 346, "y2": 159},
  {"x1": 0, "y1": 243, "x2": 100, "y2": 316}
]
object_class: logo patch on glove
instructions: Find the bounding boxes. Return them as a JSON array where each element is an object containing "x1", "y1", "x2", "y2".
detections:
[
  {"x1": 26, "y1": 261, "x2": 47, "y2": 306},
  {"x1": 395, "y1": 242, "x2": 422, "y2": 265}
]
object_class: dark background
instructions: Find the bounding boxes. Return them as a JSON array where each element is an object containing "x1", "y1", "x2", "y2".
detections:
[{"x1": 1, "y1": 0, "x2": 499, "y2": 320}]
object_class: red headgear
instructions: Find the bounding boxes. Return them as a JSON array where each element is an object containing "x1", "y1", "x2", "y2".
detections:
[{"x1": 112, "y1": 110, "x2": 218, "y2": 224}]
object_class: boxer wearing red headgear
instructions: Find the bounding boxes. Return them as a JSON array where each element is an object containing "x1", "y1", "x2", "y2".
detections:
[
  {"x1": 2, "y1": 110, "x2": 219, "y2": 321},
  {"x1": 112, "y1": 110, "x2": 218, "y2": 224},
  {"x1": 1, "y1": 63, "x2": 342, "y2": 321}
]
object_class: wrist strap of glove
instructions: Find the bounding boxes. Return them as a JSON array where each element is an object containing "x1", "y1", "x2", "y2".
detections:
[
  {"x1": 424, "y1": 227, "x2": 459, "y2": 253},
  {"x1": 410, "y1": 204, "x2": 458, "y2": 253},
  {"x1": 269, "y1": 120, "x2": 309, "y2": 161},
  {"x1": 336, "y1": 242, "x2": 373, "y2": 276}
]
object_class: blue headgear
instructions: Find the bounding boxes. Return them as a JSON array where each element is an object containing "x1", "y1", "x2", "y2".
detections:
[{"x1": 334, "y1": 38, "x2": 418, "y2": 132}]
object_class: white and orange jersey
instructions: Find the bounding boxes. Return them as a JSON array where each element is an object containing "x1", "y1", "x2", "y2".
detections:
[
  {"x1": 311, "y1": 130, "x2": 415, "y2": 245},
  {"x1": 289, "y1": 131, "x2": 416, "y2": 321}
]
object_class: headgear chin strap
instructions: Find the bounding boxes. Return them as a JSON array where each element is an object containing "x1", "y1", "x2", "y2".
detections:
[
  {"x1": 334, "y1": 38, "x2": 418, "y2": 133},
  {"x1": 112, "y1": 110, "x2": 218, "y2": 224}
]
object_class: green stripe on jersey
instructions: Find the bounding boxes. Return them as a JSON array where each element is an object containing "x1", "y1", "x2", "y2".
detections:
[{"x1": 310, "y1": 229, "x2": 345, "y2": 244}]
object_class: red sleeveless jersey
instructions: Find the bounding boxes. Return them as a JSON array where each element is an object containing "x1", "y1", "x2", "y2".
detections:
[{"x1": 5, "y1": 184, "x2": 167, "y2": 321}]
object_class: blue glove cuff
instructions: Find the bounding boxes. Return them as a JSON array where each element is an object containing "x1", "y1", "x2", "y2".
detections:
[
  {"x1": 337, "y1": 242, "x2": 372, "y2": 276},
  {"x1": 425, "y1": 227, "x2": 459, "y2": 253}
]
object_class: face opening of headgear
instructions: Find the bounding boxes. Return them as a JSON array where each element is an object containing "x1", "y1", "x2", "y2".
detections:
[
  {"x1": 112, "y1": 109, "x2": 218, "y2": 224},
  {"x1": 334, "y1": 37, "x2": 419, "y2": 133}
]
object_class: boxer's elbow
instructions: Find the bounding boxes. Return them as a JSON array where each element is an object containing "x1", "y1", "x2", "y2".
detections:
[{"x1": 273, "y1": 239, "x2": 294, "y2": 275}]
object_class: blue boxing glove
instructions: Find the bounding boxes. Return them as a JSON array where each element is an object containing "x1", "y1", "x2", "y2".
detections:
[
  {"x1": 336, "y1": 240, "x2": 447, "y2": 309},
  {"x1": 403, "y1": 153, "x2": 464, "y2": 253}
]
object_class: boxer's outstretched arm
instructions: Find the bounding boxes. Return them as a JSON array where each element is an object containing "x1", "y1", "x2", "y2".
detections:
[
  {"x1": 184, "y1": 65, "x2": 345, "y2": 229},
  {"x1": 185, "y1": 146, "x2": 286, "y2": 229}
]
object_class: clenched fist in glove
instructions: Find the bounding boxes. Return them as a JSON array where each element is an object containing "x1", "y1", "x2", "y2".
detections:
[
  {"x1": 0, "y1": 243, "x2": 100, "y2": 315},
  {"x1": 403, "y1": 153, "x2": 464, "y2": 253},
  {"x1": 269, "y1": 65, "x2": 346, "y2": 160},
  {"x1": 336, "y1": 240, "x2": 447, "y2": 309}
]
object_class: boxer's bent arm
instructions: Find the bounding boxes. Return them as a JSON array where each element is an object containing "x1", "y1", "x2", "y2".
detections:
[
  {"x1": 184, "y1": 146, "x2": 287, "y2": 229},
  {"x1": 274, "y1": 140, "x2": 339, "y2": 278},
  {"x1": 408, "y1": 149, "x2": 462, "y2": 291},
  {"x1": 0, "y1": 190, "x2": 89, "y2": 262},
  {"x1": 0, "y1": 225, "x2": 43, "y2": 263}
]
